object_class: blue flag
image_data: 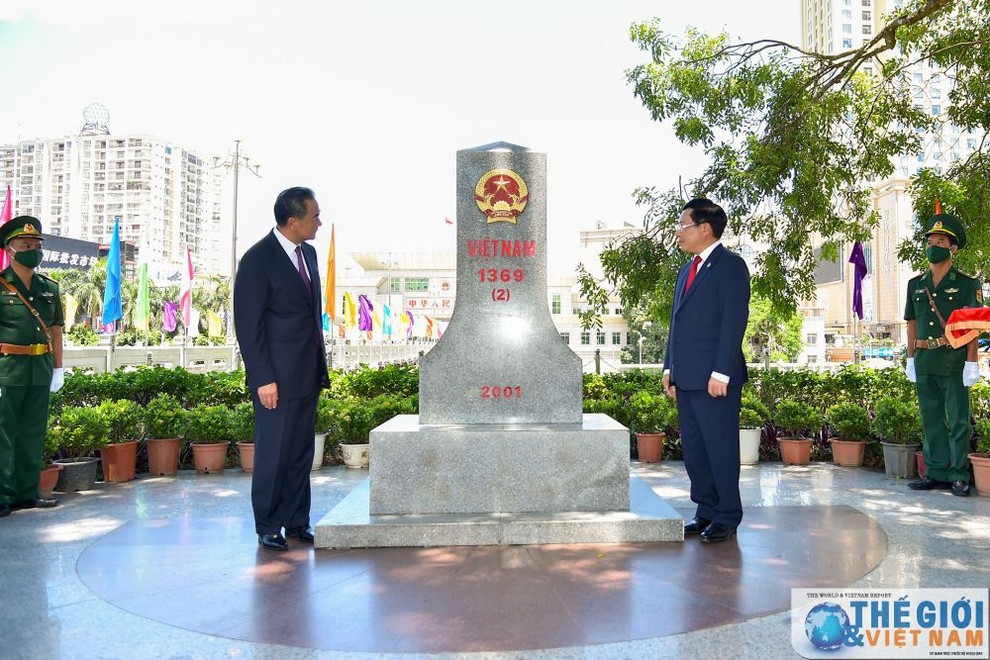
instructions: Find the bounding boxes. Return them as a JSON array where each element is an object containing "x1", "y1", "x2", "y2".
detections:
[{"x1": 102, "y1": 218, "x2": 123, "y2": 330}]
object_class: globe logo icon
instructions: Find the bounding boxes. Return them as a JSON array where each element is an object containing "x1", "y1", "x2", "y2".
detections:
[{"x1": 804, "y1": 602, "x2": 850, "y2": 650}]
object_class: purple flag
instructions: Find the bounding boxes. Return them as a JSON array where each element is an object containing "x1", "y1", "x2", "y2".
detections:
[
  {"x1": 358, "y1": 294, "x2": 374, "y2": 331},
  {"x1": 163, "y1": 301, "x2": 178, "y2": 332},
  {"x1": 849, "y1": 242, "x2": 868, "y2": 320},
  {"x1": 406, "y1": 311, "x2": 415, "y2": 339}
]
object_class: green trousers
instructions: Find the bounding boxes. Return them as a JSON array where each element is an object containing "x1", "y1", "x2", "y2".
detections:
[
  {"x1": 915, "y1": 373, "x2": 972, "y2": 483},
  {"x1": 0, "y1": 385, "x2": 51, "y2": 505}
]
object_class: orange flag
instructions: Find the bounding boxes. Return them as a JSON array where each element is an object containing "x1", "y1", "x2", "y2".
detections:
[
  {"x1": 935, "y1": 198, "x2": 943, "y2": 214},
  {"x1": 324, "y1": 224, "x2": 336, "y2": 321}
]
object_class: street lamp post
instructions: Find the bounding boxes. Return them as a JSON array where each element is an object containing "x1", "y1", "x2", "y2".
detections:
[{"x1": 214, "y1": 139, "x2": 260, "y2": 343}]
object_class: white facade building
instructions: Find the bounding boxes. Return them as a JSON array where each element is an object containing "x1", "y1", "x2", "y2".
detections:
[{"x1": 0, "y1": 107, "x2": 221, "y2": 281}]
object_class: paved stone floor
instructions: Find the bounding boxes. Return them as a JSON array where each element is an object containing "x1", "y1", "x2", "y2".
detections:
[{"x1": 2, "y1": 460, "x2": 988, "y2": 659}]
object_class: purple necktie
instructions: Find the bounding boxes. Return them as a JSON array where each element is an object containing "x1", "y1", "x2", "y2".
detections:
[{"x1": 295, "y1": 245, "x2": 312, "y2": 294}]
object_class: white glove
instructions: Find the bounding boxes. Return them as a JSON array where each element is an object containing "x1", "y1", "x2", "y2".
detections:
[
  {"x1": 905, "y1": 357, "x2": 916, "y2": 383},
  {"x1": 963, "y1": 361, "x2": 980, "y2": 387},
  {"x1": 50, "y1": 367, "x2": 64, "y2": 393}
]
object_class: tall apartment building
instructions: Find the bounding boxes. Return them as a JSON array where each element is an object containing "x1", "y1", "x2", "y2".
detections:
[
  {"x1": 0, "y1": 105, "x2": 222, "y2": 281},
  {"x1": 800, "y1": 0, "x2": 983, "y2": 352}
]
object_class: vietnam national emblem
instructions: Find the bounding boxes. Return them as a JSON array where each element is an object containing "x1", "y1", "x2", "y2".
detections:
[{"x1": 475, "y1": 169, "x2": 528, "y2": 223}]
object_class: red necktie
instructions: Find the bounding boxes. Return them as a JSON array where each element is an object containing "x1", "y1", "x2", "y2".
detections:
[
  {"x1": 295, "y1": 245, "x2": 312, "y2": 294},
  {"x1": 683, "y1": 256, "x2": 702, "y2": 294}
]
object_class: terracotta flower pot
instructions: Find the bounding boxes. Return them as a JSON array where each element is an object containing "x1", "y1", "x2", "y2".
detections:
[
  {"x1": 778, "y1": 437, "x2": 812, "y2": 465},
  {"x1": 830, "y1": 439, "x2": 866, "y2": 467},
  {"x1": 968, "y1": 453, "x2": 990, "y2": 496},
  {"x1": 38, "y1": 464, "x2": 61, "y2": 498},
  {"x1": 101, "y1": 440, "x2": 139, "y2": 483},
  {"x1": 191, "y1": 442, "x2": 230, "y2": 474},
  {"x1": 147, "y1": 437, "x2": 181, "y2": 476},
  {"x1": 236, "y1": 442, "x2": 255, "y2": 473},
  {"x1": 635, "y1": 433, "x2": 664, "y2": 463}
]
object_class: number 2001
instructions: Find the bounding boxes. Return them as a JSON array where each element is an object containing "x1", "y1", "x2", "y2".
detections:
[{"x1": 481, "y1": 386, "x2": 522, "y2": 399}]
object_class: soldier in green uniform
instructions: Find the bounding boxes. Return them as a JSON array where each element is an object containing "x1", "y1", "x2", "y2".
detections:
[
  {"x1": 904, "y1": 213, "x2": 981, "y2": 497},
  {"x1": 0, "y1": 216, "x2": 65, "y2": 517}
]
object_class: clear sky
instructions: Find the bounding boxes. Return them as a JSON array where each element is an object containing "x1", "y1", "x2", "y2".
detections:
[{"x1": 0, "y1": 0, "x2": 799, "y2": 276}]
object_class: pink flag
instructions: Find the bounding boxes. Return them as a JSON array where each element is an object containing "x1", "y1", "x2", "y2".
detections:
[
  {"x1": 180, "y1": 247, "x2": 194, "y2": 328},
  {"x1": 0, "y1": 185, "x2": 12, "y2": 270}
]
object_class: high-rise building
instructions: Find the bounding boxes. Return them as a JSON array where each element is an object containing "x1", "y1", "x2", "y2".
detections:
[
  {"x1": 801, "y1": 0, "x2": 984, "y2": 355},
  {"x1": 0, "y1": 104, "x2": 221, "y2": 281}
]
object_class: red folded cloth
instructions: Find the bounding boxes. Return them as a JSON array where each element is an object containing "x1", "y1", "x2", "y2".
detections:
[{"x1": 945, "y1": 307, "x2": 990, "y2": 348}]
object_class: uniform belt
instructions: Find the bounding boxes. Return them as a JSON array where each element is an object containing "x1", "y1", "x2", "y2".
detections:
[
  {"x1": 915, "y1": 337, "x2": 949, "y2": 349},
  {"x1": 0, "y1": 342, "x2": 50, "y2": 355}
]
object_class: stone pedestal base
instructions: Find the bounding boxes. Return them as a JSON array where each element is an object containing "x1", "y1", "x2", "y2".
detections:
[
  {"x1": 314, "y1": 413, "x2": 683, "y2": 548},
  {"x1": 314, "y1": 476, "x2": 684, "y2": 548}
]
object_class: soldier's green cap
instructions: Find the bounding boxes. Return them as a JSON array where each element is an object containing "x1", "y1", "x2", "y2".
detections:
[
  {"x1": 925, "y1": 213, "x2": 966, "y2": 249},
  {"x1": 0, "y1": 216, "x2": 46, "y2": 246}
]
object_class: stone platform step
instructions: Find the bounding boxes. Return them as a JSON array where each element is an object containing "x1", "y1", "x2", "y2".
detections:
[{"x1": 314, "y1": 475, "x2": 684, "y2": 548}]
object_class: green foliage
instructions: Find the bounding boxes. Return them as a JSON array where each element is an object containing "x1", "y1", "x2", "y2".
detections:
[
  {"x1": 184, "y1": 405, "x2": 235, "y2": 444},
  {"x1": 67, "y1": 324, "x2": 99, "y2": 346},
  {"x1": 739, "y1": 406, "x2": 764, "y2": 429},
  {"x1": 98, "y1": 399, "x2": 143, "y2": 443},
  {"x1": 315, "y1": 395, "x2": 335, "y2": 435},
  {"x1": 744, "y1": 294, "x2": 803, "y2": 362},
  {"x1": 826, "y1": 403, "x2": 873, "y2": 441},
  {"x1": 628, "y1": 390, "x2": 677, "y2": 434},
  {"x1": 872, "y1": 397, "x2": 922, "y2": 445},
  {"x1": 339, "y1": 363, "x2": 419, "y2": 398},
  {"x1": 773, "y1": 400, "x2": 824, "y2": 438},
  {"x1": 52, "y1": 406, "x2": 109, "y2": 458},
  {"x1": 973, "y1": 417, "x2": 990, "y2": 454},
  {"x1": 230, "y1": 402, "x2": 255, "y2": 441},
  {"x1": 580, "y1": 1, "x2": 990, "y2": 322},
  {"x1": 144, "y1": 394, "x2": 187, "y2": 439}
]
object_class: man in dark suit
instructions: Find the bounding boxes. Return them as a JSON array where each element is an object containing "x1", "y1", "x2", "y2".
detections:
[
  {"x1": 662, "y1": 198, "x2": 750, "y2": 544},
  {"x1": 234, "y1": 186, "x2": 330, "y2": 551}
]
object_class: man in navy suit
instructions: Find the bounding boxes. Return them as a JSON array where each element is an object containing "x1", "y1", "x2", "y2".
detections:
[
  {"x1": 234, "y1": 186, "x2": 330, "y2": 551},
  {"x1": 662, "y1": 198, "x2": 750, "y2": 544}
]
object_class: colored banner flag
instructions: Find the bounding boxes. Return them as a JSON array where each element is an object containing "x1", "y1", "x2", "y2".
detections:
[
  {"x1": 63, "y1": 293, "x2": 79, "y2": 332},
  {"x1": 134, "y1": 263, "x2": 150, "y2": 332},
  {"x1": 101, "y1": 218, "x2": 123, "y2": 331},
  {"x1": 325, "y1": 225, "x2": 335, "y2": 320},
  {"x1": 425, "y1": 316, "x2": 435, "y2": 339},
  {"x1": 372, "y1": 309, "x2": 382, "y2": 333},
  {"x1": 849, "y1": 242, "x2": 868, "y2": 321},
  {"x1": 0, "y1": 185, "x2": 11, "y2": 270},
  {"x1": 344, "y1": 292, "x2": 357, "y2": 328},
  {"x1": 406, "y1": 310, "x2": 415, "y2": 339},
  {"x1": 383, "y1": 304, "x2": 393, "y2": 336},
  {"x1": 162, "y1": 301, "x2": 178, "y2": 332},
  {"x1": 206, "y1": 309, "x2": 223, "y2": 336},
  {"x1": 935, "y1": 198, "x2": 943, "y2": 215},
  {"x1": 187, "y1": 308, "x2": 201, "y2": 338},
  {"x1": 358, "y1": 294, "x2": 373, "y2": 331},
  {"x1": 180, "y1": 246, "x2": 193, "y2": 329}
]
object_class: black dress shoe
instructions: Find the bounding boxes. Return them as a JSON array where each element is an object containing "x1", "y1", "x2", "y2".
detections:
[
  {"x1": 0, "y1": 503, "x2": 10, "y2": 518},
  {"x1": 908, "y1": 476, "x2": 951, "y2": 490},
  {"x1": 258, "y1": 533, "x2": 288, "y2": 550},
  {"x1": 286, "y1": 526, "x2": 315, "y2": 543},
  {"x1": 700, "y1": 522, "x2": 737, "y2": 544},
  {"x1": 684, "y1": 516, "x2": 712, "y2": 535},
  {"x1": 12, "y1": 497, "x2": 59, "y2": 510},
  {"x1": 951, "y1": 481, "x2": 971, "y2": 497}
]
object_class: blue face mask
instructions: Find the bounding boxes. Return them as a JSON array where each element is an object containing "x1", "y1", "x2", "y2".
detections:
[{"x1": 926, "y1": 245, "x2": 952, "y2": 264}]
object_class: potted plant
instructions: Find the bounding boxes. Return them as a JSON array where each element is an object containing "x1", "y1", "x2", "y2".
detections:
[
  {"x1": 40, "y1": 423, "x2": 63, "y2": 498},
  {"x1": 826, "y1": 403, "x2": 872, "y2": 467},
  {"x1": 184, "y1": 404, "x2": 234, "y2": 474},
  {"x1": 872, "y1": 397, "x2": 922, "y2": 479},
  {"x1": 98, "y1": 399, "x2": 143, "y2": 482},
  {"x1": 144, "y1": 394, "x2": 187, "y2": 476},
  {"x1": 628, "y1": 390, "x2": 674, "y2": 463},
  {"x1": 52, "y1": 405, "x2": 109, "y2": 492},
  {"x1": 231, "y1": 401, "x2": 255, "y2": 473},
  {"x1": 968, "y1": 418, "x2": 990, "y2": 496},
  {"x1": 773, "y1": 399, "x2": 824, "y2": 466},
  {"x1": 314, "y1": 395, "x2": 334, "y2": 471},
  {"x1": 739, "y1": 396, "x2": 770, "y2": 466},
  {"x1": 337, "y1": 399, "x2": 371, "y2": 469}
]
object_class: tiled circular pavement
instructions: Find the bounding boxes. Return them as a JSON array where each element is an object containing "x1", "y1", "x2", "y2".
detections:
[{"x1": 77, "y1": 504, "x2": 886, "y2": 654}]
